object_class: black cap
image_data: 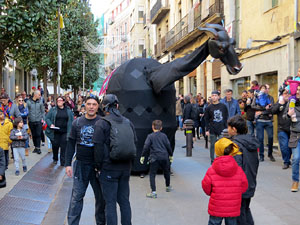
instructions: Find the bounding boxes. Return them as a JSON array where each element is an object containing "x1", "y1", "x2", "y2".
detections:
[
  {"x1": 211, "y1": 90, "x2": 220, "y2": 95},
  {"x1": 86, "y1": 95, "x2": 100, "y2": 104}
]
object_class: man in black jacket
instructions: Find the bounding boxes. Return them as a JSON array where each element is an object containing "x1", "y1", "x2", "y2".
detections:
[
  {"x1": 204, "y1": 90, "x2": 228, "y2": 163},
  {"x1": 65, "y1": 96, "x2": 105, "y2": 225},
  {"x1": 93, "y1": 94, "x2": 136, "y2": 225},
  {"x1": 251, "y1": 84, "x2": 275, "y2": 162},
  {"x1": 228, "y1": 115, "x2": 259, "y2": 225},
  {"x1": 272, "y1": 90, "x2": 291, "y2": 169}
]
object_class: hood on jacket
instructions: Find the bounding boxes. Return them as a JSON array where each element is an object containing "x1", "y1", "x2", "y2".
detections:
[
  {"x1": 212, "y1": 156, "x2": 238, "y2": 177},
  {"x1": 215, "y1": 137, "x2": 241, "y2": 157},
  {"x1": 232, "y1": 134, "x2": 259, "y2": 153},
  {"x1": 2, "y1": 118, "x2": 11, "y2": 125}
]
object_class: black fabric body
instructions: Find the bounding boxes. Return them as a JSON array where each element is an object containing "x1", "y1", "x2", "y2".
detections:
[
  {"x1": 106, "y1": 41, "x2": 210, "y2": 172},
  {"x1": 102, "y1": 114, "x2": 136, "y2": 161}
]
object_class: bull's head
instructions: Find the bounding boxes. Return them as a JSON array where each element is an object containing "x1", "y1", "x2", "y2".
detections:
[{"x1": 199, "y1": 24, "x2": 243, "y2": 75}]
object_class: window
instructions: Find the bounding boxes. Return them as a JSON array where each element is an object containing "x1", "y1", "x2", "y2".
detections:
[
  {"x1": 138, "y1": 6, "x2": 144, "y2": 23},
  {"x1": 138, "y1": 39, "x2": 145, "y2": 57},
  {"x1": 232, "y1": 77, "x2": 251, "y2": 99},
  {"x1": 264, "y1": 0, "x2": 278, "y2": 12}
]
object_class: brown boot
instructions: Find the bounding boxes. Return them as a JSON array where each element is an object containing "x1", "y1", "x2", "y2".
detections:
[
  {"x1": 25, "y1": 149, "x2": 29, "y2": 156},
  {"x1": 291, "y1": 181, "x2": 299, "y2": 192}
]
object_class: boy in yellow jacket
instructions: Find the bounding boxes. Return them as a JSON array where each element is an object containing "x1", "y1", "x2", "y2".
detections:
[{"x1": 0, "y1": 110, "x2": 13, "y2": 169}]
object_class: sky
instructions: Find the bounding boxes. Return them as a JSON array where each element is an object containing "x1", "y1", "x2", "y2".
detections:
[{"x1": 89, "y1": 0, "x2": 110, "y2": 19}]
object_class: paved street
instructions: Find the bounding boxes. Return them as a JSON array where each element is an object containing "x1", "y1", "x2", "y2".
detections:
[
  {"x1": 1, "y1": 131, "x2": 300, "y2": 225},
  {"x1": 45, "y1": 131, "x2": 300, "y2": 225}
]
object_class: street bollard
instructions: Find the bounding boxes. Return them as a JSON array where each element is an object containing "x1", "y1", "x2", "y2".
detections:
[{"x1": 184, "y1": 119, "x2": 194, "y2": 157}]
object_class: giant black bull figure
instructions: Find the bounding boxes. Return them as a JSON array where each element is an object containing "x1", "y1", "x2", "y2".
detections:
[{"x1": 102, "y1": 24, "x2": 243, "y2": 172}]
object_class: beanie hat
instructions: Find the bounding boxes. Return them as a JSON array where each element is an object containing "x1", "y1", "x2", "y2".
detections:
[{"x1": 214, "y1": 138, "x2": 241, "y2": 157}]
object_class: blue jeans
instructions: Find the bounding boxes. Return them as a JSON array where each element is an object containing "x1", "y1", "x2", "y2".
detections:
[
  {"x1": 177, "y1": 115, "x2": 183, "y2": 128},
  {"x1": 67, "y1": 160, "x2": 105, "y2": 225},
  {"x1": 247, "y1": 120, "x2": 255, "y2": 136},
  {"x1": 278, "y1": 131, "x2": 292, "y2": 165},
  {"x1": 208, "y1": 216, "x2": 237, "y2": 225},
  {"x1": 209, "y1": 134, "x2": 219, "y2": 163},
  {"x1": 100, "y1": 169, "x2": 132, "y2": 225},
  {"x1": 292, "y1": 141, "x2": 300, "y2": 182},
  {"x1": 256, "y1": 121, "x2": 273, "y2": 159}
]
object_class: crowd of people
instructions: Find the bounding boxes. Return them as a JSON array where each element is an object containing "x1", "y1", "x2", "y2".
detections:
[
  {"x1": 174, "y1": 68, "x2": 300, "y2": 224},
  {"x1": 1, "y1": 69, "x2": 300, "y2": 225}
]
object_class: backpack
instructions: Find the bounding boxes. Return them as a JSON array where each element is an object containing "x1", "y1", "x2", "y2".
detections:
[
  {"x1": 190, "y1": 104, "x2": 200, "y2": 120},
  {"x1": 102, "y1": 115, "x2": 136, "y2": 161}
]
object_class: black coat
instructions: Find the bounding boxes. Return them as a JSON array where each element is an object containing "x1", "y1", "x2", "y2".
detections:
[
  {"x1": 232, "y1": 134, "x2": 259, "y2": 198},
  {"x1": 183, "y1": 103, "x2": 192, "y2": 122}
]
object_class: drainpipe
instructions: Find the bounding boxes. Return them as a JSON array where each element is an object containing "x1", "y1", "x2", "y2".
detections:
[{"x1": 296, "y1": 0, "x2": 299, "y2": 32}]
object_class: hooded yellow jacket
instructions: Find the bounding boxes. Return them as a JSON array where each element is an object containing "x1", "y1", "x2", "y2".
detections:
[{"x1": 0, "y1": 119, "x2": 13, "y2": 150}]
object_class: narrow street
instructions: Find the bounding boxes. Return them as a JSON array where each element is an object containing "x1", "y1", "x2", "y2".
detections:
[{"x1": 45, "y1": 131, "x2": 300, "y2": 225}]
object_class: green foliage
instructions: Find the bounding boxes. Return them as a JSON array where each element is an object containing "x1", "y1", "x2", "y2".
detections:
[
  {"x1": 14, "y1": 0, "x2": 101, "y2": 92},
  {"x1": 0, "y1": 0, "x2": 58, "y2": 59}
]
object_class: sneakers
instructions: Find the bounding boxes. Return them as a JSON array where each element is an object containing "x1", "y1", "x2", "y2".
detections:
[
  {"x1": 23, "y1": 166, "x2": 27, "y2": 172},
  {"x1": 42, "y1": 142, "x2": 45, "y2": 146},
  {"x1": 166, "y1": 186, "x2": 173, "y2": 192},
  {"x1": 259, "y1": 157, "x2": 264, "y2": 162},
  {"x1": 32, "y1": 148, "x2": 38, "y2": 153},
  {"x1": 15, "y1": 170, "x2": 20, "y2": 176},
  {"x1": 146, "y1": 192, "x2": 157, "y2": 198},
  {"x1": 37, "y1": 148, "x2": 41, "y2": 154},
  {"x1": 53, "y1": 160, "x2": 58, "y2": 165},
  {"x1": 291, "y1": 181, "x2": 299, "y2": 192},
  {"x1": 269, "y1": 155, "x2": 276, "y2": 162},
  {"x1": 140, "y1": 173, "x2": 145, "y2": 178}
]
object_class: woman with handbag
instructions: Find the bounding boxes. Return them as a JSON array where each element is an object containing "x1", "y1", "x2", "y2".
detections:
[{"x1": 45, "y1": 96, "x2": 73, "y2": 166}]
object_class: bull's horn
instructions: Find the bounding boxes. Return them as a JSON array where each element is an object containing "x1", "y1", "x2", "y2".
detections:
[
  {"x1": 198, "y1": 27, "x2": 218, "y2": 38},
  {"x1": 205, "y1": 23, "x2": 225, "y2": 32}
]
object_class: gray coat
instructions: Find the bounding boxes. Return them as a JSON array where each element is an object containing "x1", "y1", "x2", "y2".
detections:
[
  {"x1": 9, "y1": 128, "x2": 29, "y2": 148},
  {"x1": 27, "y1": 98, "x2": 44, "y2": 122}
]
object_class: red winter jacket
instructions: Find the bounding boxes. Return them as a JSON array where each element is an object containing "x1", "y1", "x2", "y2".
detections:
[{"x1": 202, "y1": 155, "x2": 248, "y2": 218}]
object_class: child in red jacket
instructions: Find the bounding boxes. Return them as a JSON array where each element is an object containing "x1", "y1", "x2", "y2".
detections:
[{"x1": 202, "y1": 138, "x2": 248, "y2": 225}]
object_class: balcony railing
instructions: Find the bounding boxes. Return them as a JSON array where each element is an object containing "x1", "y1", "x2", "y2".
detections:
[
  {"x1": 150, "y1": 0, "x2": 170, "y2": 24},
  {"x1": 165, "y1": 0, "x2": 224, "y2": 50}
]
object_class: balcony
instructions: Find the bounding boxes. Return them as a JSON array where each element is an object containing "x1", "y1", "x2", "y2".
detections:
[
  {"x1": 150, "y1": 0, "x2": 170, "y2": 24},
  {"x1": 165, "y1": 0, "x2": 224, "y2": 52},
  {"x1": 154, "y1": 36, "x2": 167, "y2": 58}
]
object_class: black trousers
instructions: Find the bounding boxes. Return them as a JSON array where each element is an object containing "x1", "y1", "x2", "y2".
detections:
[
  {"x1": 4, "y1": 150, "x2": 9, "y2": 168},
  {"x1": 149, "y1": 159, "x2": 170, "y2": 192},
  {"x1": 237, "y1": 198, "x2": 254, "y2": 225},
  {"x1": 52, "y1": 132, "x2": 67, "y2": 166},
  {"x1": 29, "y1": 121, "x2": 42, "y2": 148}
]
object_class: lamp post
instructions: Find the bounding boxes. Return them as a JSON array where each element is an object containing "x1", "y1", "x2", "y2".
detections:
[
  {"x1": 57, "y1": 5, "x2": 61, "y2": 96},
  {"x1": 83, "y1": 54, "x2": 85, "y2": 96}
]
